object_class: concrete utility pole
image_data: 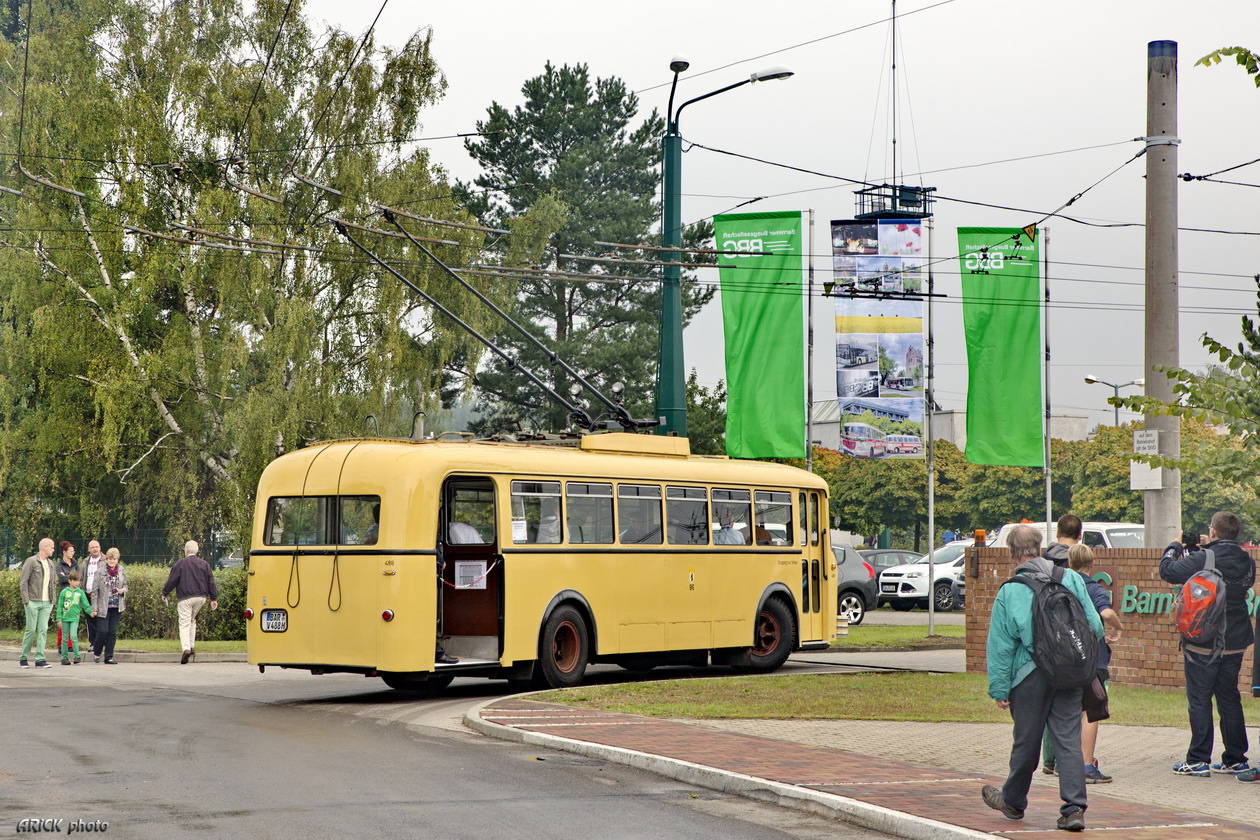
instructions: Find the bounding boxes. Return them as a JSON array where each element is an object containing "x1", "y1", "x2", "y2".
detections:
[{"x1": 1144, "y1": 40, "x2": 1181, "y2": 547}]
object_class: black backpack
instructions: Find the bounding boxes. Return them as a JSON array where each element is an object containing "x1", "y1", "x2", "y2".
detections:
[{"x1": 1004, "y1": 566, "x2": 1098, "y2": 690}]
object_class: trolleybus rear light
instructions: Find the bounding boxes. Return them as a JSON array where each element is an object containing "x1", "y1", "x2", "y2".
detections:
[
  {"x1": 382, "y1": 609, "x2": 395, "y2": 622},
  {"x1": 243, "y1": 608, "x2": 254, "y2": 620}
]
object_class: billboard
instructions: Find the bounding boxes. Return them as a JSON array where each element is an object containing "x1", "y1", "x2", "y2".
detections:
[{"x1": 832, "y1": 219, "x2": 925, "y2": 459}]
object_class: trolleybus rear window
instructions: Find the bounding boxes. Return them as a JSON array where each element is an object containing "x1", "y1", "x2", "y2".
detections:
[{"x1": 264, "y1": 495, "x2": 381, "y2": 546}]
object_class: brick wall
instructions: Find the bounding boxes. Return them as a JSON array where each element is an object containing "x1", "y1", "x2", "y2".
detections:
[{"x1": 964, "y1": 546, "x2": 1259, "y2": 692}]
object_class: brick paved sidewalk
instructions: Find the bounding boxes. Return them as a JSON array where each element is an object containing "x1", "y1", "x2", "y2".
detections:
[{"x1": 474, "y1": 698, "x2": 1259, "y2": 839}]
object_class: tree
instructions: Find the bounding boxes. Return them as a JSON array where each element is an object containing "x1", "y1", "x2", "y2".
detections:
[
  {"x1": 684, "y1": 370, "x2": 726, "y2": 455},
  {"x1": 1197, "y1": 47, "x2": 1260, "y2": 87},
  {"x1": 0, "y1": 0, "x2": 490, "y2": 550},
  {"x1": 459, "y1": 62, "x2": 713, "y2": 432}
]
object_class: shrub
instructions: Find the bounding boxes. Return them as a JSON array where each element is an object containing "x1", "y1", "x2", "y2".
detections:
[{"x1": 0, "y1": 565, "x2": 245, "y2": 641}]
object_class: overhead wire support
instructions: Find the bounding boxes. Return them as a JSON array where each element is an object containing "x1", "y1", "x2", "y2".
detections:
[
  {"x1": 333, "y1": 218, "x2": 596, "y2": 431},
  {"x1": 17, "y1": 164, "x2": 86, "y2": 198},
  {"x1": 289, "y1": 168, "x2": 343, "y2": 196},
  {"x1": 123, "y1": 224, "x2": 279, "y2": 255},
  {"x1": 557, "y1": 252, "x2": 716, "y2": 269},
  {"x1": 334, "y1": 215, "x2": 459, "y2": 246},
  {"x1": 382, "y1": 209, "x2": 654, "y2": 431},
  {"x1": 385, "y1": 205, "x2": 511, "y2": 235},
  {"x1": 168, "y1": 222, "x2": 320, "y2": 252},
  {"x1": 222, "y1": 166, "x2": 283, "y2": 204}
]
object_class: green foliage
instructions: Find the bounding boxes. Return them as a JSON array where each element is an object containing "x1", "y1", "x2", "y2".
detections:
[
  {"x1": 0, "y1": 567, "x2": 245, "y2": 640},
  {"x1": 1197, "y1": 47, "x2": 1260, "y2": 87},
  {"x1": 685, "y1": 370, "x2": 726, "y2": 456},
  {"x1": 1116, "y1": 277, "x2": 1260, "y2": 526},
  {"x1": 0, "y1": 1, "x2": 490, "y2": 552},
  {"x1": 459, "y1": 62, "x2": 714, "y2": 432}
]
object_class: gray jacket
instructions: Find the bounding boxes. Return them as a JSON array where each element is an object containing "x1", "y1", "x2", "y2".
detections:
[
  {"x1": 88, "y1": 564, "x2": 128, "y2": 614},
  {"x1": 20, "y1": 554, "x2": 57, "y2": 604}
]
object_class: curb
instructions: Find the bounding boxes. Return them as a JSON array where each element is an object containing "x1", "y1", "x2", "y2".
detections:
[
  {"x1": 830, "y1": 643, "x2": 965, "y2": 653},
  {"x1": 0, "y1": 647, "x2": 246, "y2": 664},
  {"x1": 464, "y1": 698, "x2": 996, "y2": 840}
]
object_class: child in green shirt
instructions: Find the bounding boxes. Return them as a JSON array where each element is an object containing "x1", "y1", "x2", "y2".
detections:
[{"x1": 56, "y1": 571, "x2": 91, "y2": 664}]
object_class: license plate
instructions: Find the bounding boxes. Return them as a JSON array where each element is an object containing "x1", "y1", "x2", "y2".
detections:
[
  {"x1": 260, "y1": 609, "x2": 288, "y2": 632},
  {"x1": 881, "y1": 584, "x2": 896, "y2": 593}
]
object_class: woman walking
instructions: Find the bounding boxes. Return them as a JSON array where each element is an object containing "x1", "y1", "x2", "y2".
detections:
[{"x1": 89, "y1": 548, "x2": 127, "y2": 665}]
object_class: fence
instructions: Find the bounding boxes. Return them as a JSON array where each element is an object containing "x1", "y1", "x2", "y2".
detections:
[{"x1": 0, "y1": 527, "x2": 237, "y2": 569}]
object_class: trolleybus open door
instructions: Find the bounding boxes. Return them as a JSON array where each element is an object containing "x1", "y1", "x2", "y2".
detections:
[{"x1": 439, "y1": 478, "x2": 503, "y2": 665}]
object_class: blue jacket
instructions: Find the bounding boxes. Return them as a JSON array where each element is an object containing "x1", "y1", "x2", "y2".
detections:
[{"x1": 986, "y1": 556, "x2": 1104, "y2": 701}]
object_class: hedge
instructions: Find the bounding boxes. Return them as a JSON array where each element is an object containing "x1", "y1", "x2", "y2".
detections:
[{"x1": 0, "y1": 566, "x2": 246, "y2": 641}]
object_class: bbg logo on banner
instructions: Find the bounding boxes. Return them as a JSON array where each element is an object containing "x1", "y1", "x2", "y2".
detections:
[{"x1": 963, "y1": 249, "x2": 1005, "y2": 272}]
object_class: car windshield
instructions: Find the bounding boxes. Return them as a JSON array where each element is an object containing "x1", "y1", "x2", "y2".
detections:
[
  {"x1": 1105, "y1": 528, "x2": 1144, "y2": 548},
  {"x1": 916, "y1": 543, "x2": 966, "y2": 564}
]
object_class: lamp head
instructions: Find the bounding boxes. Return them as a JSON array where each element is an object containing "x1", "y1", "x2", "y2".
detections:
[
  {"x1": 750, "y1": 65, "x2": 794, "y2": 82},
  {"x1": 1133, "y1": 378, "x2": 1145, "y2": 387},
  {"x1": 1084, "y1": 375, "x2": 1099, "y2": 384},
  {"x1": 670, "y1": 55, "x2": 690, "y2": 74}
]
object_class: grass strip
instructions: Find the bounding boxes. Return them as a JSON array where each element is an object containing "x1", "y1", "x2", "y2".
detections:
[
  {"x1": 543, "y1": 671, "x2": 1255, "y2": 729},
  {"x1": 831, "y1": 624, "x2": 964, "y2": 648},
  {"x1": 0, "y1": 629, "x2": 245, "y2": 654}
]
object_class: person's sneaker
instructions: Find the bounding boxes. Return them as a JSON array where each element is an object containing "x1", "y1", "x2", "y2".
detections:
[
  {"x1": 18, "y1": 658, "x2": 29, "y2": 668},
  {"x1": 1173, "y1": 761, "x2": 1211, "y2": 777},
  {"x1": 93, "y1": 655, "x2": 101, "y2": 664},
  {"x1": 981, "y1": 784, "x2": 1024, "y2": 820},
  {"x1": 1083, "y1": 760, "x2": 1112, "y2": 784},
  {"x1": 180, "y1": 650, "x2": 191, "y2": 665},
  {"x1": 73, "y1": 655, "x2": 81, "y2": 664},
  {"x1": 1211, "y1": 762, "x2": 1249, "y2": 774},
  {"x1": 60, "y1": 657, "x2": 71, "y2": 665},
  {"x1": 34, "y1": 660, "x2": 52, "y2": 669},
  {"x1": 1237, "y1": 767, "x2": 1260, "y2": 782},
  {"x1": 1056, "y1": 808, "x2": 1086, "y2": 832},
  {"x1": 1042, "y1": 762, "x2": 1057, "y2": 776},
  {"x1": 103, "y1": 659, "x2": 118, "y2": 665}
]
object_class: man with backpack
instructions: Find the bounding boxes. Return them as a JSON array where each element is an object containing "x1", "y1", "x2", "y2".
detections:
[
  {"x1": 1159, "y1": 510, "x2": 1255, "y2": 777},
  {"x1": 983, "y1": 525, "x2": 1103, "y2": 832}
]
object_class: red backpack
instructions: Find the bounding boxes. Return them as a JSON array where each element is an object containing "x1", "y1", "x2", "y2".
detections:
[{"x1": 1172, "y1": 549, "x2": 1227, "y2": 661}]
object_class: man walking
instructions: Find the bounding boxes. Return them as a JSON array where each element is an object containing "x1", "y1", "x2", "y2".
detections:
[
  {"x1": 982, "y1": 525, "x2": 1103, "y2": 832},
  {"x1": 80, "y1": 540, "x2": 105, "y2": 653},
  {"x1": 19, "y1": 538, "x2": 58, "y2": 668},
  {"x1": 1041, "y1": 513, "x2": 1085, "y2": 774},
  {"x1": 161, "y1": 540, "x2": 218, "y2": 664},
  {"x1": 1160, "y1": 511, "x2": 1255, "y2": 776}
]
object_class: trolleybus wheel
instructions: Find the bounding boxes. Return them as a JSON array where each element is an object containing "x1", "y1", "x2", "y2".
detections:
[
  {"x1": 380, "y1": 673, "x2": 455, "y2": 693},
  {"x1": 747, "y1": 598, "x2": 794, "y2": 673},
  {"x1": 538, "y1": 605, "x2": 589, "y2": 688}
]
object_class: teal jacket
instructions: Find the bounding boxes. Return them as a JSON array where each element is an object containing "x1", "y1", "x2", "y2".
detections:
[{"x1": 986, "y1": 557, "x2": 1104, "y2": 701}]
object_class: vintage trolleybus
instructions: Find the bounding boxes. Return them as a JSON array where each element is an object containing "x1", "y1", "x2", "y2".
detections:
[{"x1": 245, "y1": 432, "x2": 836, "y2": 690}]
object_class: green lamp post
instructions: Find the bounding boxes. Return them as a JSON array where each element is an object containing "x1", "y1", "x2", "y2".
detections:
[{"x1": 655, "y1": 57, "x2": 794, "y2": 437}]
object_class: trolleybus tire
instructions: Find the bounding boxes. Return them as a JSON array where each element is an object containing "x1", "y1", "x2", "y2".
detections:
[
  {"x1": 538, "y1": 605, "x2": 590, "y2": 688},
  {"x1": 746, "y1": 598, "x2": 795, "y2": 673},
  {"x1": 379, "y1": 673, "x2": 455, "y2": 692}
]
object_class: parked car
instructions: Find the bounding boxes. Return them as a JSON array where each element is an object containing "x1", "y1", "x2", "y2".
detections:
[
  {"x1": 877, "y1": 540, "x2": 971, "y2": 612},
  {"x1": 858, "y1": 548, "x2": 921, "y2": 575},
  {"x1": 989, "y1": 522, "x2": 1144, "y2": 549},
  {"x1": 834, "y1": 544, "x2": 878, "y2": 625}
]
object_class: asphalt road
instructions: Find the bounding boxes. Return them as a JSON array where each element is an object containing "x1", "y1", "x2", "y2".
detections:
[{"x1": 1, "y1": 661, "x2": 895, "y2": 839}]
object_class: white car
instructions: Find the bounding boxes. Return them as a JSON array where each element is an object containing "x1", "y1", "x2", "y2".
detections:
[
  {"x1": 989, "y1": 522, "x2": 1144, "y2": 549},
  {"x1": 877, "y1": 540, "x2": 971, "y2": 612}
]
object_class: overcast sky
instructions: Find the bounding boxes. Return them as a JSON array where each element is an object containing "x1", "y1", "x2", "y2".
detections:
[{"x1": 307, "y1": 0, "x2": 1260, "y2": 430}]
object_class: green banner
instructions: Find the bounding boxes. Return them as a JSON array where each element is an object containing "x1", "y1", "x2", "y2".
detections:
[
  {"x1": 715, "y1": 211, "x2": 804, "y2": 458},
  {"x1": 957, "y1": 227, "x2": 1043, "y2": 466}
]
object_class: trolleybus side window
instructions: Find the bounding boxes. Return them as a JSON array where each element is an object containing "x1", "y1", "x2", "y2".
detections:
[
  {"x1": 667, "y1": 486, "x2": 709, "y2": 545},
  {"x1": 511, "y1": 480, "x2": 562, "y2": 544},
  {"x1": 448, "y1": 487, "x2": 493, "y2": 544},
  {"x1": 566, "y1": 482, "x2": 614, "y2": 544},
  {"x1": 711, "y1": 488, "x2": 751, "y2": 546},
  {"x1": 264, "y1": 496, "x2": 335, "y2": 546},
  {"x1": 798, "y1": 492, "x2": 807, "y2": 547},
  {"x1": 809, "y1": 493, "x2": 821, "y2": 546},
  {"x1": 753, "y1": 491, "x2": 793, "y2": 546},
  {"x1": 618, "y1": 484, "x2": 662, "y2": 544},
  {"x1": 340, "y1": 495, "x2": 382, "y2": 545}
]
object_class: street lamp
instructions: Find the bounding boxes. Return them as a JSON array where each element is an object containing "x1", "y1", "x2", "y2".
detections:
[
  {"x1": 1084, "y1": 375, "x2": 1145, "y2": 426},
  {"x1": 655, "y1": 58, "x2": 795, "y2": 437}
]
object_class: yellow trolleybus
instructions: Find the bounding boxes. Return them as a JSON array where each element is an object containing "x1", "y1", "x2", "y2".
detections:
[{"x1": 245, "y1": 432, "x2": 836, "y2": 690}]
